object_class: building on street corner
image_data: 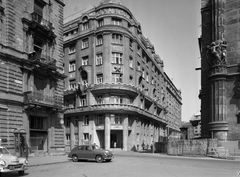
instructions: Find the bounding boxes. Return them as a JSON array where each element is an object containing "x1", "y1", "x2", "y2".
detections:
[
  {"x1": 63, "y1": 0, "x2": 182, "y2": 152},
  {"x1": 0, "y1": 0, "x2": 65, "y2": 155}
]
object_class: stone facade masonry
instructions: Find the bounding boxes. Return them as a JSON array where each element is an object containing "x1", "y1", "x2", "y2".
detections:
[{"x1": 0, "y1": 0, "x2": 65, "y2": 155}]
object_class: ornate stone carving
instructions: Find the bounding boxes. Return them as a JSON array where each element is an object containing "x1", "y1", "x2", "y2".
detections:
[{"x1": 208, "y1": 40, "x2": 227, "y2": 66}]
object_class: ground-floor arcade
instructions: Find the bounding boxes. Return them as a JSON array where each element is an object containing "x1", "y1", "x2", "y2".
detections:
[{"x1": 64, "y1": 113, "x2": 168, "y2": 152}]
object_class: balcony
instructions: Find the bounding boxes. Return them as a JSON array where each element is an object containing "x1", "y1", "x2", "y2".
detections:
[
  {"x1": 64, "y1": 103, "x2": 167, "y2": 124},
  {"x1": 22, "y1": 12, "x2": 56, "y2": 40},
  {"x1": 29, "y1": 51, "x2": 56, "y2": 67},
  {"x1": 89, "y1": 83, "x2": 138, "y2": 97},
  {"x1": 23, "y1": 91, "x2": 63, "y2": 110}
]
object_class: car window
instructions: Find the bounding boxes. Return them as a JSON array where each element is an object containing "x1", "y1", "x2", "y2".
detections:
[
  {"x1": 78, "y1": 146, "x2": 85, "y2": 150},
  {"x1": 0, "y1": 148, "x2": 10, "y2": 155},
  {"x1": 86, "y1": 146, "x2": 91, "y2": 150},
  {"x1": 92, "y1": 145, "x2": 100, "y2": 150}
]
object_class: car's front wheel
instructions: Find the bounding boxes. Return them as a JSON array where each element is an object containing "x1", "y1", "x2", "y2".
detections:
[
  {"x1": 72, "y1": 155, "x2": 78, "y2": 162},
  {"x1": 18, "y1": 170, "x2": 25, "y2": 176},
  {"x1": 96, "y1": 155, "x2": 103, "y2": 163}
]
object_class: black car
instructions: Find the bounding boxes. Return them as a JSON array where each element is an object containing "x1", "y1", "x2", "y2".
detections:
[{"x1": 68, "y1": 144, "x2": 114, "y2": 163}]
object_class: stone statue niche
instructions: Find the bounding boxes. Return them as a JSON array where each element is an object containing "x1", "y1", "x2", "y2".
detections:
[{"x1": 208, "y1": 40, "x2": 227, "y2": 66}]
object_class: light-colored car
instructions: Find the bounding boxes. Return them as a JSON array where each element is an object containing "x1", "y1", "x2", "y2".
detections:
[
  {"x1": 68, "y1": 144, "x2": 114, "y2": 163},
  {"x1": 0, "y1": 146, "x2": 28, "y2": 176}
]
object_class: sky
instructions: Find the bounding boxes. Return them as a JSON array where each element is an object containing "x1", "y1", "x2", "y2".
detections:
[{"x1": 63, "y1": 0, "x2": 202, "y2": 122}]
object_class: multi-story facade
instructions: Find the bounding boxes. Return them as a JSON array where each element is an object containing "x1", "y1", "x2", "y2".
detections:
[
  {"x1": 0, "y1": 0, "x2": 65, "y2": 155},
  {"x1": 63, "y1": 0, "x2": 182, "y2": 151},
  {"x1": 200, "y1": 0, "x2": 240, "y2": 145}
]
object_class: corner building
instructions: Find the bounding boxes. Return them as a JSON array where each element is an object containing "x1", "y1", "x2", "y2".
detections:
[
  {"x1": 200, "y1": 0, "x2": 240, "y2": 146},
  {"x1": 63, "y1": 0, "x2": 182, "y2": 151},
  {"x1": 0, "y1": 0, "x2": 65, "y2": 155}
]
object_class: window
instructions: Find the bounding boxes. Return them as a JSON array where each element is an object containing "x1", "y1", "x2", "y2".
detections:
[
  {"x1": 113, "y1": 96, "x2": 123, "y2": 104},
  {"x1": 66, "y1": 134, "x2": 70, "y2": 141},
  {"x1": 98, "y1": 19, "x2": 104, "y2": 27},
  {"x1": 96, "y1": 53, "x2": 103, "y2": 65},
  {"x1": 75, "y1": 118, "x2": 78, "y2": 127},
  {"x1": 151, "y1": 77, "x2": 155, "y2": 85},
  {"x1": 114, "y1": 114, "x2": 123, "y2": 124},
  {"x1": 82, "y1": 38, "x2": 89, "y2": 49},
  {"x1": 237, "y1": 115, "x2": 240, "y2": 124},
  {"x1": 69, "y1": 81, "x2": 76, "y2": 90},
  {"x1": 146, "y1": 72, "x2": 149, "y2": 82},
  {"x1": 69, "y1": 44, "x2": 76, "y2": 54},
  {"x1": 83, "y1": 116, "x2": 89, "y2": 125},
  {"x1": 129, "y1": 56, "x2": 133, "y2": 68},
  {"x1": 137, "y1": 45, "x2": 141, "y2": 56},
  {"x1": 142, "y1": 68, "x2": 145, "y2": 78},
  {"x1": 69, "y1": 61, "x2": 76, "y2": 72},
  {"x1": 129, "y1": 39, "x2": 133, "y2": 49},
  {"x1": 129, "y1": 75, "x2": 133, "y2": 84},
  {"x1": 112, "y1": 73, "x2": 122, "y2": 83},
  {"x1": 96, "y1": 114, "x2": 104, "y2": 125},
  {"x1": 82, "y1": 56, "x2": 88, "y2": 66},
  {"x1": 30, "y1": 116, "x2": 45, "y2": 129},
  {"x1": 112, "y1": 52, "x2": 123, "y2": 64},
  {"x1": 97, "y1": 74, "x2": 103, "y2": 84},
  {"x1": 112, "y1": 34, "x2": 123, "y2": 44},
  {"x1": 97, "y1": 95, "x2": 103, "y2": 104},
  {"x1": 83, "y1": 133, "x2": 89, "y2": 140},
  {"x1": 137, "y1": 62, "x2": 141, "y2": 70},
  {"x1": 96, "y1": 35, "x2": 103, "y2": 46},
  {"x1": 66, "y1": 117, "x2": 70, "y2": 127},
  {"x1": 82, "y1": 22, "x2": 89, "y2": 30},
  {"x1": 79, "y1": 95, "x2": 87, "y2": 107},
  {"x1": 112, "y1": 18, "x2": 121, "y2": 25}
]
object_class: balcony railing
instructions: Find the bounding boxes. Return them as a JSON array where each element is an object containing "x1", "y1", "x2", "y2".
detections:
[
  {"x1": 31, "y1": 12, "x2": 53, "y2": 31},
  {"x1": 29, "y1": 51, "x2": 57, "y2": 67},
  {"x1": 24, "y1": 91, "x2": 63, "y2": 108},
  {"x1": 64, "y1": 103, "x2": 167, "y2": 124}
]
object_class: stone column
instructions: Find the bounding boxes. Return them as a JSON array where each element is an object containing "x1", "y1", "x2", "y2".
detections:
[
  {"x1": 123, "y1": 116, "x2": 128, "y2": 151},
  {"x1": 104, "y1": 114, "x2": 110, "y2": 150},
  {"x1": 208, "y1": 40, "x2": 228, "y2": 140},
  {"x1": 78, "y1": 118, "x2": 83, "y2": 145},
  {"x1": 70, "y1": 117, "x2": 75, "y2": 150}
]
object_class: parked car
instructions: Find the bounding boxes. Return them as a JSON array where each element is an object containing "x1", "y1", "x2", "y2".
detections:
[
  {"x1": 68, "y1": 144, "x2": 114, "y2": 163},
  {"x1": 0, "y1": 145, "x2": 28, "y2": 176}
]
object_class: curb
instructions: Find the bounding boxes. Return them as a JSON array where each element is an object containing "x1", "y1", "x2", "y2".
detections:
[{"x1": 28, "y1": 160, "x2": 71, "y2": 167}]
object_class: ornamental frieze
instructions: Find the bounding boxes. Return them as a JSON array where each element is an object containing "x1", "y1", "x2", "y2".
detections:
[{"x1": 89, "y1": 8, "x2": 131, "y2": 20}]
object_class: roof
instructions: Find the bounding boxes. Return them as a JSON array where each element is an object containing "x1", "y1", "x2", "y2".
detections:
[
  {"x1": 63, "y1": 5, "x2": 94, "y2": 24},
  {"x1": 99, "y1": 0, "x2": 123, "y2": 5}
]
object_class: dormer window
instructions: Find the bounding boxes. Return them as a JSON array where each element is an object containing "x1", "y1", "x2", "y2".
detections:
[{"x1": 82, "y1": 16, "x2": 89, "y2": 30}]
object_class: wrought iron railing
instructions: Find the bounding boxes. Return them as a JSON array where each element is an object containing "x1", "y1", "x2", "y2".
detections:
[{"x1": 24, "y1": 91, "x2": 63, "y2": 108}]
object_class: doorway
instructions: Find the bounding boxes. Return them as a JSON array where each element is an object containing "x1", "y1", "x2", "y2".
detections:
[{"x1": 110, "y1": 130, "x2": 122, "y2": 148}]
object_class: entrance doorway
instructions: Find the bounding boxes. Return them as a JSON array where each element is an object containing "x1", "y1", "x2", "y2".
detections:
[
  {"x1": 30, "y1": 131, "x2": 47, "y2": 154},
  {"x1": 110, "y1": 130, "x2": 122, "y2": 148}
]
